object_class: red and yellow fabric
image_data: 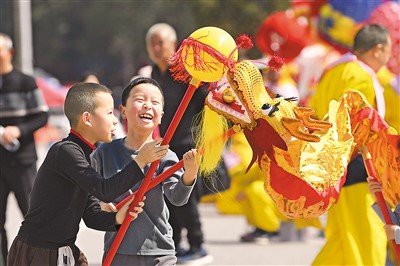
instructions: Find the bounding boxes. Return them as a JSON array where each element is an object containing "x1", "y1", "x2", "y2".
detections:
[
  {"x1": 341, "y1": 90, "x2": 400, "y2": 207},
  {"x1": 309, "y1": 55, "x2": 388, "y2": 264},
  {"x1": 214, "y1": 132, "x2": 321, "y2": 232}
]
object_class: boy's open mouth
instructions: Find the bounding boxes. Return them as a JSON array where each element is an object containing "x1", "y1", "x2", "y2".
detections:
[{"x1": 139, "y1": 114, "x2": 153, "y2": 120}]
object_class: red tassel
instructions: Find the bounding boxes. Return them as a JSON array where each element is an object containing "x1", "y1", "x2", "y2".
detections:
[
  {"x1": 268, "y1": 55, "x2": 285, "y2": 71},
  {"x1": 235, "y1": 34, "x2": 253, "y2": 49}
]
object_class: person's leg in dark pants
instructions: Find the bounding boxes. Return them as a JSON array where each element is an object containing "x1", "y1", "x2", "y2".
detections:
[
  {"x1": 167, "y1": 179, "x2": 204, "y2": 252},
  {"x1": 0, "y1": 170, "x2": 11, "y2": 264},
  {"x1": 165, "y1": 198, "x2": 183, "y2": 251},
  {"x1": 0, "y1": 162, "x2": 36, "y2": 262},
  {"x1": 9, "y1": 163, "x2": 36, "y2": 215},
  {"x1": 165, "y1": 185, "x2": 204, "y2": 251},
  {"x1": 174, "y1": 180, "x2": 213, "y2": 264},
  {"x1": 184, "y1": 183, "x2": 203, "y2": 250}
]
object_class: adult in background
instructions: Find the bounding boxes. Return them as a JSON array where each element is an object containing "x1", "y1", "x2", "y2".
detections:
[
  {"x1": 309, "y1": 24, "x2": 391, "y2": 265},
  {"x1": 0, "y1": 33, "x2": 49, "y2": 264},
  {"x1": 137, "y1": 23, "x2": 213, "y2": 265}
]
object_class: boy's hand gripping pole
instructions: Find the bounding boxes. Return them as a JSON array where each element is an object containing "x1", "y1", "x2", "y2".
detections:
[{"x1": 114, "y1": 126, "x2": 240, "y2": 210}]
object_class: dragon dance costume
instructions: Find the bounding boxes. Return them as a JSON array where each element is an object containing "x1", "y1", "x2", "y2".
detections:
[
  {"x1": 165, "y1": 28, "x2": 397, "y2": 264},
  {"x1": 310, "y1": 53, "x2": 387, "y2": 265}
]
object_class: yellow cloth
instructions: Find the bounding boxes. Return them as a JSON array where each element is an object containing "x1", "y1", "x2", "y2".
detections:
[
  {"x1": 240, "y1": 180, "x2": 281, "y2": 232},
  {"x1": 310, "y1": 59, "x2": 387, "y2": 265},
  {"x1": 214, "y1": 132, "x2": 281, "y2": 232},
  {"x1": 377, "y1": 67, "x2": 400, "y2": 132},
  {"x1": 310, "y1": 61, "x2": 377, "y2": 120},
  {"x1": 312, "y1": 183, "x2": 386, "y2": 265}
]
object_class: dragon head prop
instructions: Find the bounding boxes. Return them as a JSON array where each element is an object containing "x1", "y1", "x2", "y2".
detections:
[{"x1": 200, "y1": 60, "x2": 354, "y2": 219}]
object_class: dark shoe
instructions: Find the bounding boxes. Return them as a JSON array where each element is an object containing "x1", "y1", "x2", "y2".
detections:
[
  {"x1": 177, "y1": 247, "x2": 213, "y2": 265},
  {"x1": 240, "y1": 228, "x2": 275, "y2": 245},
  {"x1": 175, "y1": 245, "x2": 187, "y2": 257}
]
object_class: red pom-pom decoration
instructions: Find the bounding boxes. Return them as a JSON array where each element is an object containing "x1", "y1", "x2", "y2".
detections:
[
  {"x1": 236, "y1": 34, "x2": 254, "y2": 49},
  {"x1": 268, "y1": 55, "x2": 285, "y2": 71}
]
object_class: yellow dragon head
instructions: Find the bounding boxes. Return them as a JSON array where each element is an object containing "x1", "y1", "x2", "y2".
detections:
[{"x1": 201, "y1": 60, "x2": 354, "y2": 219}]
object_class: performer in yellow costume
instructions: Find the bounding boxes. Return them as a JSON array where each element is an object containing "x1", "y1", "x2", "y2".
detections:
[
  {"x1": 377, "y1": 67, "x2": 400, "y2": 132},
  {"x1": 215, "y1": 132, "x2": 281, "y2": 243},
  {"x1": 310, "y1": 24, "x2": 391, "y2": 265}
]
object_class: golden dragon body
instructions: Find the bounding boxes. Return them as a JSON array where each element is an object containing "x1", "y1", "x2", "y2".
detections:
[{"x1": 199, "y1": 60, "x2": 399, "y2": 219}]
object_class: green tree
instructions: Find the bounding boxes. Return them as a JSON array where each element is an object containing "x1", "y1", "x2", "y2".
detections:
[{"x1": 2, "y1": 0, "x2": 289, "y2": 86}]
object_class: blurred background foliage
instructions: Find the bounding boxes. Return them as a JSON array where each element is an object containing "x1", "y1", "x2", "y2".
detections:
[{"x1": 1, "y1": 0, "x2": 289, "y2": 87}]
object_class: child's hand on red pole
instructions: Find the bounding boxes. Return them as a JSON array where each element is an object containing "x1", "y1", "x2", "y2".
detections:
[
  {"x1": 115, "y1": 196, "x2": 146, "y2": 224},
  {"x1": 134, "y1": 138, "x2": 169, "y2": 168},
  {"x1": 384, "y1": 224, "x2": 399, "y2": 241},
  {"x1": 182, "y1": 149, "x2": 199, "y2": 186}
]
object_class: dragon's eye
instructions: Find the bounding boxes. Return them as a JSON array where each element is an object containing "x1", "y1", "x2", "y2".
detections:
[
  {"x1": 262, "y1": 102, "x2": 280, "y2": 117},
  {"x1": 275, "y1": 94, "x2": 284, "y2": 99},
  {"x1": 262, "y1": 103, "x2": 271, "y2": 110},
  {"x1": 262, "y1": 103, "x2": 272, "y2": 115}
]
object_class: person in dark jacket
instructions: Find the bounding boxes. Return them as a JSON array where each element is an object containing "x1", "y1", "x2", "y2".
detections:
[{"x1": 0, "y1": 32, "x2": 49, "y2": 264}]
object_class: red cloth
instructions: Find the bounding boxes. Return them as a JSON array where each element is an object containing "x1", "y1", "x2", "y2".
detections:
[{"x1": 256, "y1": 11, "x2": 312, "y2": 62}]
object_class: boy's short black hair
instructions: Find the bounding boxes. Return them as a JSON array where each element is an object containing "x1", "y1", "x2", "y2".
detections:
[
  {"x1": 64, "y1": 82, "x2": 112, "y2": 127},
  {"x1": 121, "y1": 77, "x2": 164, "y2": 106}
]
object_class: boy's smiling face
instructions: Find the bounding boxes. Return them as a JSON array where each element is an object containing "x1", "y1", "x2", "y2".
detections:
[
  {"x1": 88, "y1": 91, "x2": 119, "y2": 143},
  {"x1": 121, "y1": 83, "x2": 164, "y2": 134}
]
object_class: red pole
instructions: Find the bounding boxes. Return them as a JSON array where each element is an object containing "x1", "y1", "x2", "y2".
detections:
[
  {"x1": 361, "y1": 146, "x2": 400, "y2": 262},
  {"x1": 103, "y1": 80, "x2": 201, "y2": 266},
  {"x1": 114, "y1": 126, "x2": 239, "y2": 210},
  {"x1": 115, "y1": 160, "x2": 184, "y2": 210}
]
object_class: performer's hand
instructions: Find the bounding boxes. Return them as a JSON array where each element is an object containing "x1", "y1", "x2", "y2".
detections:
[
  {"x1": 134, "y1": 138, "x2": 169, "y2": 168},
  {"x1": 115, "y1": 196, "x2": 145, "y2": 224},
  {"x1": 367, "y1": 176, "x2": 382, "y2": 202},
  {"x1": 182, "y1": 149, "x2": 199, "y2": 186},
  {"x1": 384, "y1": 224, "x2": 398, "y2": 240},
  {"x1": 1, "y1": 126, "x2": 20, "y2": 145}
]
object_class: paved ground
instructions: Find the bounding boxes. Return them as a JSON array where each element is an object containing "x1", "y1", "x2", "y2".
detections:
[{"x1": 6, "y1": 193, "x2": 325, "y2": 266}]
